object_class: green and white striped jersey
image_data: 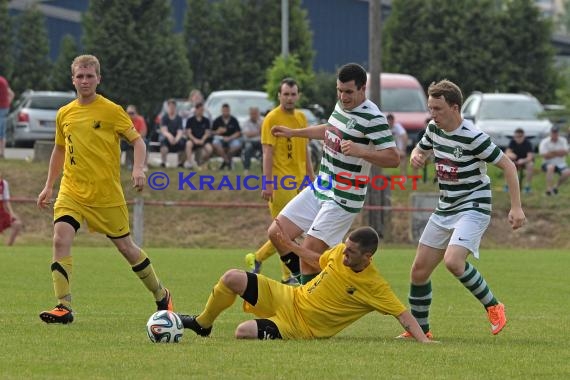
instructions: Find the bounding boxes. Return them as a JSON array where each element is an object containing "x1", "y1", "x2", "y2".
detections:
[
  {"x1": 314, "y1": 100, "x2": 395, "y2": 213},
  {"x1": 418, "y1": 120, "x2": 503, "y2": 216}
]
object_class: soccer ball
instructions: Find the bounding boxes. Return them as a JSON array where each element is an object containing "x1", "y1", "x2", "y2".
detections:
[{"x1": 146, "y1": 310, "x2": 184, "y2": 343}]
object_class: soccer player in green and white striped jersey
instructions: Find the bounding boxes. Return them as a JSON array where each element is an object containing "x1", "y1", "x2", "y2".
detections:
[
  {"x1": 397, "y1": 79, "x2": 526, "y2": 339},
  {"x1": 267, "y1": 63, "x2": 400, "y2": 285}
]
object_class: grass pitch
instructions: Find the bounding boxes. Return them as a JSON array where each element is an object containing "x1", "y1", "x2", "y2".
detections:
[{"x1": 0, "y1": 246, "x2": 568, "y2": 379}]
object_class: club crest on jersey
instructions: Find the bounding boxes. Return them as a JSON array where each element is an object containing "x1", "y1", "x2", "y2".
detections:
[
  {"x1": 453, "y1": 146, "x2": 463, "y2": 159},
  {"x1": 346, "y1": 286, "x2": 356, "y2": 295},
  {"x1": 346, "y1": 118, "x2": 357, "y2": 129},
  {"x1": 92, "y1": 120, "x2": 101, "y2": 129}
]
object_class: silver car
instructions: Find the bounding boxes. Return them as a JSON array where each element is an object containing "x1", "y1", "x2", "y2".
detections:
[
  {"x1": 5, "y1": 90, "x2": 77, "y2": 147},
  {"x1": 461, "y1": 92, "x2": 552, "y2": 150},
  {"x1": 204, "y1": 90, "x2": 275, "y2": 125}
]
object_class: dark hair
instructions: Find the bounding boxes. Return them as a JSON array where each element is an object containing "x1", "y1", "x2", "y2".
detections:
[
  {"x1": 427, "y1": 79, "x2": 463, "y2": 108},
  {"x1": 338, "y1": 63, "x2": 367, "y2": 89},
  {"x1": 167, "y1": 99, "x2": 176, "y2": 106},
  {"x1": 279, "y1": 77, "x2": 299, "y2": 93},
  {"x1": 387, "y1": 113, "x2": 394, "y2": 121},
  {"x1": 195, "y1": 102, "x2": 204, "y2": 109},
  {"x1": 514, "y1": 128, "x2": 524, "y2": 135},
  {"x1": 348, "y1": 227, "x2": 380, "y2": 255},
  {"x1": 222, "y1": 103, "x2": 230, "y2": 108}
]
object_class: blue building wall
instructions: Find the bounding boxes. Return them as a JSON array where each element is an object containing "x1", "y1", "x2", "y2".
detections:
[{"x1": 8, "y1": 0, "x2": 567, "y2": 73}]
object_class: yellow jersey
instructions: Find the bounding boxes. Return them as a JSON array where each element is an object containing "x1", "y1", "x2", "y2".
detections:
[
  {"x1": 294, "y1": 244, "x2": 406, "y2": 338},
  {"x1": 261, "y1": 106, "x2": 308, "y2": 180},
  {"x1": 55, "y1": 95, "x2": 140, "y2": 207}
]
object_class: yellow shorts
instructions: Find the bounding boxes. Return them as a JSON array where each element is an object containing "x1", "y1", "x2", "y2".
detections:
[
  {"x1": 243, "y1": 274, "x2": 312, "y2": 339},
  {"x1": 54, "y1": 195, "x2": 130, "y2": 238},
  {"x1": 268, "y1": 189, "x2": 298, "y2": 218}
]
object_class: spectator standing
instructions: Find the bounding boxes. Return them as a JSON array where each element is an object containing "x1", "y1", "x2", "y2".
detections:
[
  {"x1": 160, "y1": 99, "x2": 186, "y2": 168},
  {"x1": 241, "y1": 106, "x2": 263, "y2": 172},
  {"x1": 504, "y1": 128, "x2": 534, "y2": 194},
  {"x1": 0, "y1": 173, "x2": 23, "y2": 246},
  {"x1": 539, "y1": 125, "x2": 570, "y2": 196},
  {"x1": 245, "y1": 78, "x2": 314, "y2": 284},
  {"x1": 387, "y1": 113, "x2": 409, "y2": 176},
  {"x1": 212, "y1": 103, "x2": 242, "y2": 170},
  {"x1": 0, "y1": 75, "x2": 15, "y2": 159},
  {"x1": 184, "y1": 102, "x2": 213, "y2": 169}
]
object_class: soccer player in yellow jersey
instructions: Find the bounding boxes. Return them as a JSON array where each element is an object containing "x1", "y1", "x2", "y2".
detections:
[
  {"x1": 36, "y1": 55, "x2": 173, "y2": 324},
  {"x1": 245, "y1": 78, "x2": 314, "y2": 284},
  {"x1": 179, "y1": 222, "x2": 432, "y2": 342}
]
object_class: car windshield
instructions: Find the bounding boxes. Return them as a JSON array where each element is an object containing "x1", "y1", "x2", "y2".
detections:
[
  {"x1": 381, "y1": 88, "x2": 428, "y2": 112},
  {"x1": 208, "y1": 96, "x2": 274, "y2": 119},
  {"x1": 478, "y1": 98, "x2": 543, "y2": 120},
  {"x1": 29, "y1": 96, "x2": 75, "y2": 110}
]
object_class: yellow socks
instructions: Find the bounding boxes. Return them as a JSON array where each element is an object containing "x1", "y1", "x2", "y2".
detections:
[
  {"x1": 197, "y1": 280, "x2": 237, "y2": 328},
  {"x1": 51, "y1": 256, "x2": 73, "y2": 308},
  {"x1": 131, "y1": 250, "x2": 166, "y2": 302}
]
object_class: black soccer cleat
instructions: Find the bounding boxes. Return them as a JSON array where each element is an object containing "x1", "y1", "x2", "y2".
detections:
[
  {"x1": 39, "y1": 304, "x2": 74, "y2": 324},
  {"x1": 178, "y1": 314, "x2": 212, "y2": 337}
]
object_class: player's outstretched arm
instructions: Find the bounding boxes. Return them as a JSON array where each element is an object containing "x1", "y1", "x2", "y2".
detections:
[
  {"x1": 273, "y1": 219, "x2": 321, "y2": 268},
  {"x1": 396, "y1": 311, "x2": 437, "y2": 343}
]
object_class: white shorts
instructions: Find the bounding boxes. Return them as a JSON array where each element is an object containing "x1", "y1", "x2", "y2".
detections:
[
  {"x1": 419, "y1": 211, "x2": 491, "y2": 258},
  {"x1": 279, "y1": 187, "x2": 357, "y2": 247}
]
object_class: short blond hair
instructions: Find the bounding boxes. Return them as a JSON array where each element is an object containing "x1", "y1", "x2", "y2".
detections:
[{"x1": 71, "y1": 54, "x2": 100, "y2": 76}]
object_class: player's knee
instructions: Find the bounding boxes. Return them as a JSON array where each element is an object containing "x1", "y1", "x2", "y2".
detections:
[
  {"x1": 234, "y1": 320, "x2": 257, "y2": 339},
  {"x1": 221, "y1": 269, "x2": 246, "y2": 293},
  {"x1": 443, "y1": 256, "x2": 464, "y2": 276}
]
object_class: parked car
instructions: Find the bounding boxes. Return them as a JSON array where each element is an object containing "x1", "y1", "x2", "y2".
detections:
[
  {"x1": 5, "y1": 90, "x2": 77, "y2": 147},
  {"x1": 204, "y1": 90, "x2": 275, "y2": 125},
  {"x1": 461, "y1": 92, "x2": 552, "y2": 150},
  {"x1": 368, "y1": 73, "x2": 431, "y2": 148}
]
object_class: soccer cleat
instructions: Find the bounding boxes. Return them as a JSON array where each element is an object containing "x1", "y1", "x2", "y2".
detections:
[
  {"x1": 156, "y1": 288, "x2": 174, "y2": 312},
  {"x1": 178, "y1": 314, "x2": 212, "y2": 337},
  {"x1": 487, "y1": 303, "x2": 507, "y2": 335},
  {"x1": 39, "y1": 304, "x2": 74, "y2": 324},
  {"x1": 395, "y1": 331, "x2": 433, "y2": 340},
  {"x1": 244, "y1": 253, "x2": 262, "y2": 274}
]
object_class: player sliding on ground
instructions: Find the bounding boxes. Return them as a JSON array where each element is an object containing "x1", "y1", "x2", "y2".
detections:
[{"x1": 178, "y1": 222, "x2": 434, "y2": 342}]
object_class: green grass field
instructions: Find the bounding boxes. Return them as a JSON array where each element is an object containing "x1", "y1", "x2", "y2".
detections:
[{"x1": 1, "y1": 246, "x2": 568, "y2": 379}]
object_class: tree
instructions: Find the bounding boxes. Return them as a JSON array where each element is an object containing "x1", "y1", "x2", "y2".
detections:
[
  {"x1": 184, "y1": 0, "x2": 314, "y2": 94},
  {"x1": 50, "y1": 35, "x2": 80, "y2": 92},
  {"x1": 265, "y1": 55, "x2": 313, "y2": 107},
  {"x1": 495, "y1": 0, "x2": 557, "y2": 102},
  {"x1": 0, "y1": 0, "x2": 13, "y2": 77},
  {"x1": 83, "y1": 0, "x2": 192, "y2": 119},
  {"x1": 383, "y1": 0, "x2": 556, "y2": 101},
  {"x1": 184, "y1": 0, "x2": 221, "y2": 94},
  {"x1": 11, "y1": 4, "x2": 51, "y2": 95}
]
